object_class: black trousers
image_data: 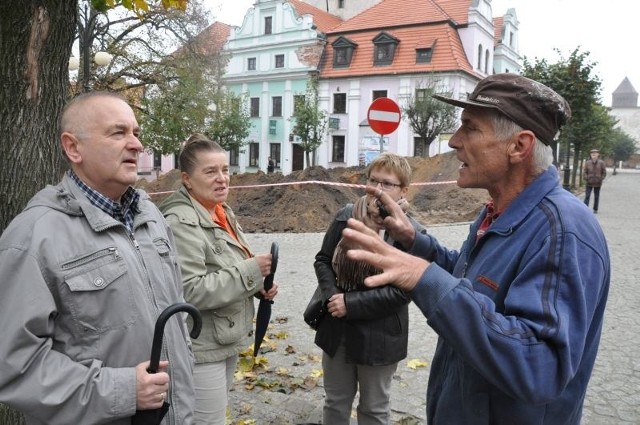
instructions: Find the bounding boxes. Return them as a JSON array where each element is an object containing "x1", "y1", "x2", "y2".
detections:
[{"x1": 584, "y1": 185, "x2": 601, "y2": 211}]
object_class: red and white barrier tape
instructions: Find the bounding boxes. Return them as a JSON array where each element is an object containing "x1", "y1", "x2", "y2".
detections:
[{"x1": 147, "y1": 179, "x2": 457, "y2": 197}]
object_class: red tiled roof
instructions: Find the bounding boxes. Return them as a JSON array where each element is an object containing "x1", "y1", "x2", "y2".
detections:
[
  {"x1": 331, "y1": 0, "x2": 472, "y2": 32},
  {"x1": 189, "y1": 21, "x2": 231, "y2": 56},
  {"x1": 319, "y1": 23, "x2": 474, "y2": 78},
  {"x1": 493, "y1": 16, "x2": 504, "y2": 47},
  {"x1": 290, "y1": 0, "x2": 343, "y2": 32}
]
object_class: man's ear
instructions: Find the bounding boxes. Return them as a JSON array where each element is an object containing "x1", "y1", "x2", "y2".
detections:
[
  {"x1": 61, "y1": 132, "x2": 82, "y2": 164},
  {"x1": 508, "y1": 130, "x2": 536, "y2": 164}
]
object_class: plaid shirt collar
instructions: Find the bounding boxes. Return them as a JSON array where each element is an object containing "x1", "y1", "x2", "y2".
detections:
[{"x1": 68, "y1": 170, "x2": 140, "y2": 231}]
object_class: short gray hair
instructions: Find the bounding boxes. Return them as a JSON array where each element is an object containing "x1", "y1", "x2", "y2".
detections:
[{"x1": 491, "y1": 111, "x2": 553, "y2": 174}]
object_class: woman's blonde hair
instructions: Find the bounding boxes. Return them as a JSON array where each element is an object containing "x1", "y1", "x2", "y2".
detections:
[{"x1": 366, "y1": 153, "x2": 412, "y2": 188}]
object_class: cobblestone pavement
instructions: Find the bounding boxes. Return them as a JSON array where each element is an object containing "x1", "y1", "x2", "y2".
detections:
[{"x1": 230, "y1": 170, "x2": 640, "y2": 425}]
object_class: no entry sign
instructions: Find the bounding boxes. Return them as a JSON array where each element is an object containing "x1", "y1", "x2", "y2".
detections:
[{"x1": 367, "y1": 97, "x2": 401, "y2": 135}]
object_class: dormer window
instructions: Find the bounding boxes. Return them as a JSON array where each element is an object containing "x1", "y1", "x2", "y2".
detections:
[
  {"x1": 372, "y1": 32, "x2": 399, "y2": 66},
  {"x1": 416, "y1": 48, "x2": 433, "y2": 64},
  {"x1": 332, "y1": 36, "x2": 357, "y2": 68}
]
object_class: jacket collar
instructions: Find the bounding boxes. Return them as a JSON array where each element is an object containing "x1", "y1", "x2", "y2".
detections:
[
  {"x1": 479, "y1": 166, "x2": 560, "y2": 233},
  {"x1": 59, "y1": 174, "x2": 154, "y2": 232}
]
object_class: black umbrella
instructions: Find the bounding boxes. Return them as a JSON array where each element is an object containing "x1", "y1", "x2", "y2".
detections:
[
  {"x1": 132, "y1": 303, "x2": 202, "y2": 425},
  {"x1": 253, "y1": 241, "x2": 279, "y2": 357}
]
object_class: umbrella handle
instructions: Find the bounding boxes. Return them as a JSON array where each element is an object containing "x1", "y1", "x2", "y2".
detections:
[
  {"x1": 263, "y1": 242, "x2": 279, "y2": 292},
  {"x1": 148, "y1": 303, "x2": 202, "y2": 373}
]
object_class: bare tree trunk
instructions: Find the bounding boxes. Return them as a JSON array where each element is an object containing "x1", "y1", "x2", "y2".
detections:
[
  {"x1": 571, "y1": 148, "x2": 582, "y2": 188},
  {"x1": 0, "y1": 1, "x2": 75, "y2": 233}
]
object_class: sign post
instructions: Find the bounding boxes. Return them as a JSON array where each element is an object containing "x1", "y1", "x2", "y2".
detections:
[{"x1": 367, "y1": 97, "x2": 401, "y2": 153}]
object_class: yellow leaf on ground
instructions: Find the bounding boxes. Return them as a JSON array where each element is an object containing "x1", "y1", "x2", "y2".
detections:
[
  {"x1": 276, "y1": 367, "x2": 290, "y2": 376},
  {"x1": 274, "y1": 330, "x2": 288, "y2": 339},
  {"x1": 407, "y1": 358, "x2": 429, "y2": 369}
]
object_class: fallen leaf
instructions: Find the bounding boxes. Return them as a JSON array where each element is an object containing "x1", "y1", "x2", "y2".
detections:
[
  {"x1": 307, "y1": 353, "x2": 321, "y2": 362},
  {"x1": 407, "y1": 359, "x2": 428, "y2": 369},
  {"x1": 275, "y1": 367, "x2": 290, "y2": 376}
]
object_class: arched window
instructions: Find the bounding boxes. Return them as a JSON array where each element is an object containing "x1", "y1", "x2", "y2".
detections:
[
  {"x1": 477, "y1": 44, "x2": 483, "y2": 69},
  {"x1": 485, "y1": 49, "x2": 490, "y2": 73}
]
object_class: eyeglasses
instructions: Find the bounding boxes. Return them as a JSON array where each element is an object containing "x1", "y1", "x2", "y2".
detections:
[{"x1": 367, "y1": 177, "x2": 402, "y2": 191}]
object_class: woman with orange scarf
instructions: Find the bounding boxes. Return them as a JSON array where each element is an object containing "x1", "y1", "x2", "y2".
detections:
[{"x1": 160, "y1": 134, "x2": 278, "y2": 424}]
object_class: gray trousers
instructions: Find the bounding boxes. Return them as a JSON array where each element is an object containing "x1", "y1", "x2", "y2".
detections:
[
  {"x1": 322, "y1": 342, "x2": 398, "y2": 425},
  {"x1": 192, "y1": 355, "x2": 238, "y2": 425}
]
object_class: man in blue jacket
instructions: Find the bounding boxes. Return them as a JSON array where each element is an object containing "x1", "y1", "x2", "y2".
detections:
[{"x1": 341, "y1": 74, "x2": 610, "y2": 425}]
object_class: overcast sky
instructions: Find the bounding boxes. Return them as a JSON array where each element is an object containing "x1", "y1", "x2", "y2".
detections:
[{"x1": 204, "y1": 0, "x2": 637, "y2": 106}]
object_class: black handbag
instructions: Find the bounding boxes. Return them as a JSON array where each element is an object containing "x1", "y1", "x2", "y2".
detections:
[{"x1": 303, "y1": 287, "x2": 326, "y2": 330}]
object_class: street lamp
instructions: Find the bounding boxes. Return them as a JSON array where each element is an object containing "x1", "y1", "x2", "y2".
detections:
[{"x1": 68, "y1": 1, "x2": 112, "y2": 92}]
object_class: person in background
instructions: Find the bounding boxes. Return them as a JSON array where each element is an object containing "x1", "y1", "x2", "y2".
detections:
[
  {"x1": 583, "y1": 148, "x2": 607, "y2": 213},
  {"x1": 160, "y1": 134, "x2": 278, "y2": 425},
  {"x1": 267, "y1": 156, "x2": 275, "y2": 174},
  {"x1": 0, "y1": 92, "x2": 195, "y2": 424},
  {"x1": 341, "y1": 74, "x2": 610, "y2": 425},
  {"x1": 313, "y1": 153, "x2": 426, "y2": 425}
]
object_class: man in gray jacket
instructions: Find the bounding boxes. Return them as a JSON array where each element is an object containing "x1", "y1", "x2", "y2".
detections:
[{"x1": 0, "y1": 92, "x2": 195, "y2": 424}]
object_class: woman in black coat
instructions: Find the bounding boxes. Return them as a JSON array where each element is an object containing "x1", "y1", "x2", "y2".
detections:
[{"x1": 313, "y1": 153, "x2": 426, "y2": 425}]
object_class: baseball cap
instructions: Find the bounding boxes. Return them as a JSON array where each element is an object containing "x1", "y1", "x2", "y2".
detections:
[
  {"x1": 433, "y1": 73, "x2": 572, "y2": 145},
  {"x1": 590, "y1": 149, "x2": 600, "y2": 153}
]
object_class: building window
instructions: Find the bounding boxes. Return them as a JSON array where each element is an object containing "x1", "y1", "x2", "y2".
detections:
[
  {"x1": 333, "y1": 93, "x2": 346, "y2": 113},
  {"x1": 249, "y1": 143, "x2": 259, "y2": 167},
  {"x1": 335, "y1": 48, "x2": 349, "y2": 66},
  {"x1": 416, "y1": 88, "x2": 431, "y2": 102},
  {"x1": 485, "y1": 49, "x2": 490, "y2": 73},
  {"x1": 373, "y1": 32, "x2": 398, "y2": 66},
  {"x1": 338, "y1": 0, "x2": 345, "y2": 7},
  {"x1": 372, "y1": 90, "x2": 387, "y2": 100},
  {"x1": 264, "y1": 16, "x2": 272, "y2": 35},
  {"x1": 293, "y1": 94, "x2": 305, "y2": 113},
  {"x1": 477, "y1": 44, "x2": 482, "y2": 69},
  {"x1": 272, "y1": 96, "x2": 282, "y2": 117},
  {"x1": 247, "y1": 57, "x2": 256, "y2": 70},
  {"x1": 509, "y1": 31, "x2": 514, "y2": 47},
  {"x1": 375, "y1": 44, "x2": 391, "y2": 62},
  {"x1": 275, "y1": 54, "x2": 284, "y2": 68},
  {"x1": 250, "y1": 97, "x2": 260, "y2": 117},
  {"x1": 332, "y1": 36, "x2": 357, "y2": 68},
  {"x1": 270, "y1": 143, "x2": 281, "y2": 168},
  {"x1": 332, "y1": 135, "x2": 345, "y2": 162},
  {"x1": 416, "y1": 48, "x2": 432, "y2": 64},
  {"x1": 229, "y1": 147, "x2": 239, "y2": 166},
  {"x1": 153, "y1": 151, "x2": 162, "y2": 169}
]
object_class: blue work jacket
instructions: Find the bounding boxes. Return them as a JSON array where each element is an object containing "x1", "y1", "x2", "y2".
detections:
[{"x1": 409, "y1": 167, "x2": 610, "y2": 425}]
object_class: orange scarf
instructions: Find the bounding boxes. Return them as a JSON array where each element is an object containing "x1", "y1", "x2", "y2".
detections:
[{"x1": 192, "y1": 194, "x2": 251, "y2": 258}]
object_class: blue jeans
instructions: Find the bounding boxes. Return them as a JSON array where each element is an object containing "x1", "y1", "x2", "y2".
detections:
[{"x1": 584, "y1": 185, "x2": 601, "y2": 211}]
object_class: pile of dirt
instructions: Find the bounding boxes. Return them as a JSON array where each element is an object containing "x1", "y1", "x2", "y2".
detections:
[{"x1": 137, "y1": 151, "x2": 489, "y2": 233}]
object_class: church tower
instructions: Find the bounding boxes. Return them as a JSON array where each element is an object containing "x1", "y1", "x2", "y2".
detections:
[{"x1": 612, "y1": 77, "x2": 638, "y2": 108}]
